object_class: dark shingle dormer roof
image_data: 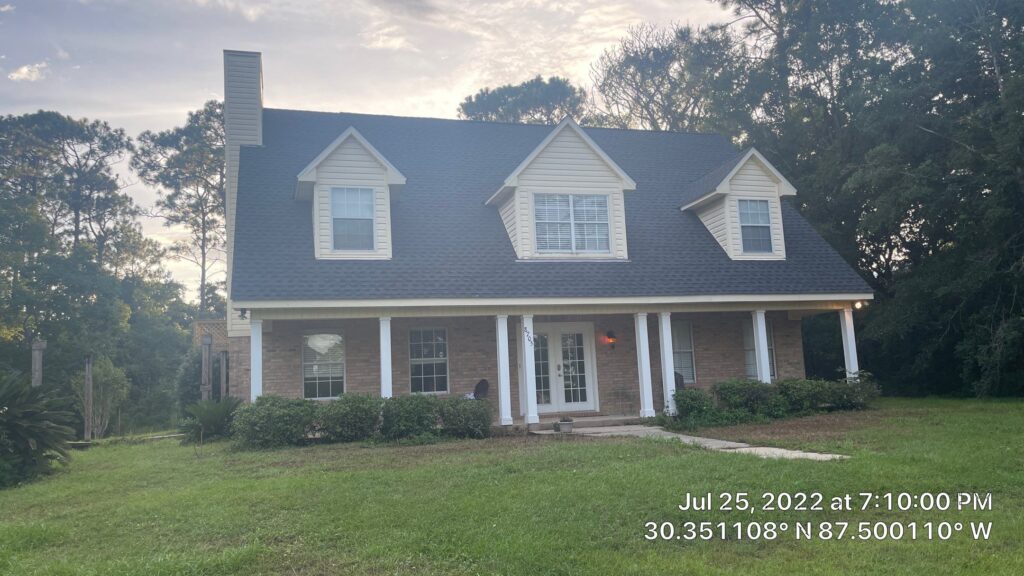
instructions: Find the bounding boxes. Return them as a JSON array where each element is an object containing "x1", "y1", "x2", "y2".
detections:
[{"x1": 232, "y1": 109, "x2": 870, "y2": 302}]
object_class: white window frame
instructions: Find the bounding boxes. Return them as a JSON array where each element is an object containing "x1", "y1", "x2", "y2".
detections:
[
  {"x1": 743, "y1": 321, "x2": 777, "y2": 380},
  {"x1": 533, "y1": 193, "x2": 611, "y2": 254},
  {"x1": 301, "y1": 332, "x2": 346, "y2": 400},
  {"x1": 671, "y1": 320, "x2": 697, "y2": 385},
  {"x1": 738, "y1": 199, "x2": 773, "y2": 253},
  {"x1": 409, "y1": 327, "x2": 449, "y2": 394},
  {"x1": 330, "y1": 186, "x2": 376, "y2": 251}
]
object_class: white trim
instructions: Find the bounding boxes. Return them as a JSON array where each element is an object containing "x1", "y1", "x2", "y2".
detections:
[
  {"x1": 657, "y1": 312, "x2": 676, "y2": 415},
  {"x1": 297, "y1": 127, "x2": 406, "y2": 186},
  {"x1": 839, "y1": 306, "x2": 860, "y2": 377},
  {"x1": 680, "y1": 148, "x2": 797, "y2": 212},
  {"x1": 486, "y1": 117, "x2": 636, "y2": 205},
  {"x1": 751, "y1": 310, "x2": 771, "y2": 384},
  {"x1": 521, "y1": 315, "x2": 539, "y2": 424},
  {"x1": 634, "y1": 313, "x2": 655, "y2": 418},
  {"x1": 496, "y1": 315, "x2": 513, "y2": 425},
  {"x1": 235, "y1": 293, "x2": 874, "y2": 311},
  {"x1": 379, "y1": 317, "x2": 392, "y2": 398},
  {"x1": 250, "y1": 319, "x2": 263, "y2": 401}
]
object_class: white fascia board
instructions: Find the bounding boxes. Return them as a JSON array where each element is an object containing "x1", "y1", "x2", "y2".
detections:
[
  {"x1": 486, "y1": 117, "x2": 636, "y2": 205},
  {"x1": 234, "y1": 292, "x2": 874, "y2": 310},
  {"x1": 297, "y1": 126, "x2": 406, "y2": 186}
]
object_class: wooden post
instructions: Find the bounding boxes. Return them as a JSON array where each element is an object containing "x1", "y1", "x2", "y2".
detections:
[
  {"x1": 200, "y1": 334, "x2": 213, "y2": 401},
  {"x1": 84, "y1": 355, "x2": 93, "y2": 441},
  {"x1": 219, "y1": 350, "x2": 228, "y2": 400},
  {"x1": 31, "y1": 339, "x2": 46, "y2": 387}
]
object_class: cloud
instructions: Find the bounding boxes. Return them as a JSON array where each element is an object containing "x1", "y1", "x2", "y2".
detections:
[
  {"x1": 7, "y1": 61, "x2": 48, "y2": 82},
  {"x1": 185, "y1": 0, "x2": 267, "y2": 22},
  {"x1": 0, "y1": 4, "x2": 14, "y2": 13},
  {"x1": 56, "y1": 47, "x2": 71, "y2": 60}
]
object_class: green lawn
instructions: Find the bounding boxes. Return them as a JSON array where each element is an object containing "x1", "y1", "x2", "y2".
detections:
[{"x1": 1, "y1": 398, "x2": 1022, "y2": 575}]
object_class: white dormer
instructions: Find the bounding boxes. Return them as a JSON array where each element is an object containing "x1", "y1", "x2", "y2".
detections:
[
  {"x1": 297, "y1": 127, "x2": 405, "y2": 260},
  {"x1": 486, "y1": 118, "x2": 635, "y2": 260},
  {"x1": 682, "y1": 148, "x2": 795, "y2": 261}
]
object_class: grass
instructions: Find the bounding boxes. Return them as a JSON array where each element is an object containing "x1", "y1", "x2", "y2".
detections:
[{"x1": 1, "y1": 398, "x2": 1022, "y2": 575}]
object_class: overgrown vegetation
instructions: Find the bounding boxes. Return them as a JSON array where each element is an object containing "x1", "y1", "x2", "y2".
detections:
[
  {"x1": 179, "y1": 397, "x2": 242, "y2": 444},
  {"x1": 0, "y1": 372, "x2": 75, "y2": 488},
  {"x1": 665, "y1": 377, "x2": 879, "y2": 430}
]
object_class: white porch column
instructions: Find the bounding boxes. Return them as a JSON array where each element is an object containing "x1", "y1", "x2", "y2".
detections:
[
  {"x1": 751, "y1": 310, "x2": 771, "y2": 383},
  {"x1": 496, "y1": 315, "x2": 513, "y2": 425},
  {"x1": 839, "y1": 306, "x2": 860, "y2": 378},
  {"x1": 249, "y1": 319, "x2": 263, "y2": 402},
  {"x1": 379, "y1": 317, "x2": 393, "y2": 398},
  {"x1": 657, "y1": 312, "x2": 676, "y2": 415},
  {"x1": 521, "y1": 315, "x2": 539, "y2": 425},
  {"x1": 634, "y1": 313, "x2": 655, "y2": 418}
]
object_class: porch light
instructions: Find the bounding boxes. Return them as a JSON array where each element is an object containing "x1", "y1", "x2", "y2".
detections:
[
  {"x1": 854, "y1": 301, "x2": 866, "y2": 310},
  {"x1": 604, "y1": 331, "x2": 617, "y2": 349}
]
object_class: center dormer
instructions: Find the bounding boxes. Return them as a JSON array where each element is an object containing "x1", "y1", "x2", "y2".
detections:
[
  {"x1": 297, "y1": 127, "x2": 405, "y2": 260},
  {"x1": 486, "y1": 118, "x2": 635, "y2": 260}
]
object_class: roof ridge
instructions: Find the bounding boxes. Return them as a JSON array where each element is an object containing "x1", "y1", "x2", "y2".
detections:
[{"x1": 262, "y1": 107, "x2": 726, "y2": 137}]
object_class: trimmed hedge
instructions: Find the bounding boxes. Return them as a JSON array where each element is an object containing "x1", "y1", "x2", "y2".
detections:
[
  {"x1": 316, "y1": 394, "x2": 383, "y2": 443},
  {"x1": 379, "y1": 394, "x2": 440, "y2": 440},
  {"x1": 231, "y1": 395, "x2": 316, "y2": 449},
  {"x1": 669, "y1": 376, "x2": 880, "y2": 430},
  {"x1": 438, "y1": 398, "x2": 492, "y2": 438}
]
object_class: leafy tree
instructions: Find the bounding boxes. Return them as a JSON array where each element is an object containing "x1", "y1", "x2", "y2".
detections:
[
  {"x1": 132, "y1": 101, "x2": 226, "y2": 316},
  {"x1": 458, "y1": 76, "x2": 588, "y2": 124}
]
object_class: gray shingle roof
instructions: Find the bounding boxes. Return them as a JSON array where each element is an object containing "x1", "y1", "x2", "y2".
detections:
[{"x1": 232, "y1": 109, "x2": 870, "y2": 302}]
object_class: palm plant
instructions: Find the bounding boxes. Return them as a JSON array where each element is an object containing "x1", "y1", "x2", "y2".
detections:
[
  {"x1": 0, "y1": 371, "x2": 76, "y2": 487},
  {"x1": 179, "y1": 397, "x2": 242, "y2": 444}
]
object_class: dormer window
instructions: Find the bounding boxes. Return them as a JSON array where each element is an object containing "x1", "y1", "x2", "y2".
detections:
[
  {"x1": 535, "y1": 193, "x2": 610, "y2": 254},
  {"x1": 738, "y1": 199, "x2": 772, "y2": 253},
  {"x1": 332, "y1": 187, "x2": 375, "y2": 250}
]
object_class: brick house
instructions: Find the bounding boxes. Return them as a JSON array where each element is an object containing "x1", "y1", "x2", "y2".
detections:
[{"x1": 221, "y1": 51, "x2": 871, "y2": 427}]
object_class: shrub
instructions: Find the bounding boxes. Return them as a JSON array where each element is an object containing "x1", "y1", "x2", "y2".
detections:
[
  {"x1": 777, "y1": 379, "x2": 831, "y2": 413},
  {"x1": 438, "y1": 398, "x2": 492, "y2": 438},
  {"x1": 0, "y1": 372, "x2": 75, "y2": 488},
  {"x1": 179, "y1": 397, "x2": 242, "y2": 444},
  {"x1": 230, "y1": 395, "x2": 316, "y2": 449},
  {"x1": 828, "y1": 377, "x2": 880, "y2": 410},
  {"x1": 674, "y1": 388, "x2": 716, "y2": 420},
  {"x1": 379, "y1": 395, "x2": 439, "y2": 440},
  {"x1": 713, "y1": 379, "x2": 784, "y2": 417},
  {"x1": 315, "y1": 394, "x2": 383, "y2": 443}
]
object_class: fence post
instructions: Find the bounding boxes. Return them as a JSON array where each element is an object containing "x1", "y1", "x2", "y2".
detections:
[
  {"x1": 31, "y1": 339, "x2": 46, "y2": 387},
  {"x1": 201, "y1": 334, "x2": 213, "y2": 401},
  {"x1": 219, "y1": 350, "x2": 228, "y2": 400},
  {"x1": 84, "y1": 355, "x2": 94, "y2": 441}
]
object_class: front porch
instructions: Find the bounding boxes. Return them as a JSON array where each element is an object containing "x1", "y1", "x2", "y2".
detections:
[{"x1": 234, "y1": 304, "x2": 862, "y2": 427}]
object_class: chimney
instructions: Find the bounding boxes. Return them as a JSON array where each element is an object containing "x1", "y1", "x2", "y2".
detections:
[{"x1": 223, "y1": 50, "x2": 262, "y2": 336}]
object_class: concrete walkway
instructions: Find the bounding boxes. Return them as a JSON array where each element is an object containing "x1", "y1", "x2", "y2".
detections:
[{"x1": 533, "y1": 424, "x2": 847, "y2": 461}]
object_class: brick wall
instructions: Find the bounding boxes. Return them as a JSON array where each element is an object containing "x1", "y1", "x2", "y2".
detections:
[{"x1": 227, "y1": 311, "x2": 805, "y2": 421}]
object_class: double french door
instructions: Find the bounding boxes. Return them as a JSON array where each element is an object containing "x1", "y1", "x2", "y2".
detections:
[{"x1": 528, "y1": 322, "x2": 598, "y2": 413}]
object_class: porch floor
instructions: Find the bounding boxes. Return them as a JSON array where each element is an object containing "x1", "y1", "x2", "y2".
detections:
[{"x1": 533, "y1": 414, "x2": 644, "y2": 431}]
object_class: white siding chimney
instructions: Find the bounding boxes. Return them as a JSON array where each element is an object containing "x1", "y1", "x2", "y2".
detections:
[{"x1": 223, "y1": 50, "x2": 263, "y2": 336}]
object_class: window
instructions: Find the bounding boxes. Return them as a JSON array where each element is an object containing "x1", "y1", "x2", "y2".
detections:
[
  {"x1": 671, "y1": 321, "x2": 696, "y2": 385},
  {"x1": 302, "y1": 333, "x2": 345, "y2": 399},
  {"x1": 738, "y1": 199, "x2": 772, "y2": 253},
  {"x1": 331, "y1": 187, "x2": 374, "y2": 250},
  {"x1": 535, "y1": 194, "x2": 610, "y2": 253},
  {"x1": 410, "y1": 328, "x2": 448, "y2": 393},
  {"x1": 742, "y1": 321, "x2": 776, "y2": 380}
]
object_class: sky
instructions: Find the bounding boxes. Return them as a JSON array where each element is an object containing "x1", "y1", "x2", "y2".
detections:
[{"x1": 0, "y1": 0, "x2": 728, "y2": 299}]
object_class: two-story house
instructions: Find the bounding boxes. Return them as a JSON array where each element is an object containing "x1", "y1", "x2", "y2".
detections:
[{"x1": 220, "y1": 50, "x2": 871, "y2": 426}]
